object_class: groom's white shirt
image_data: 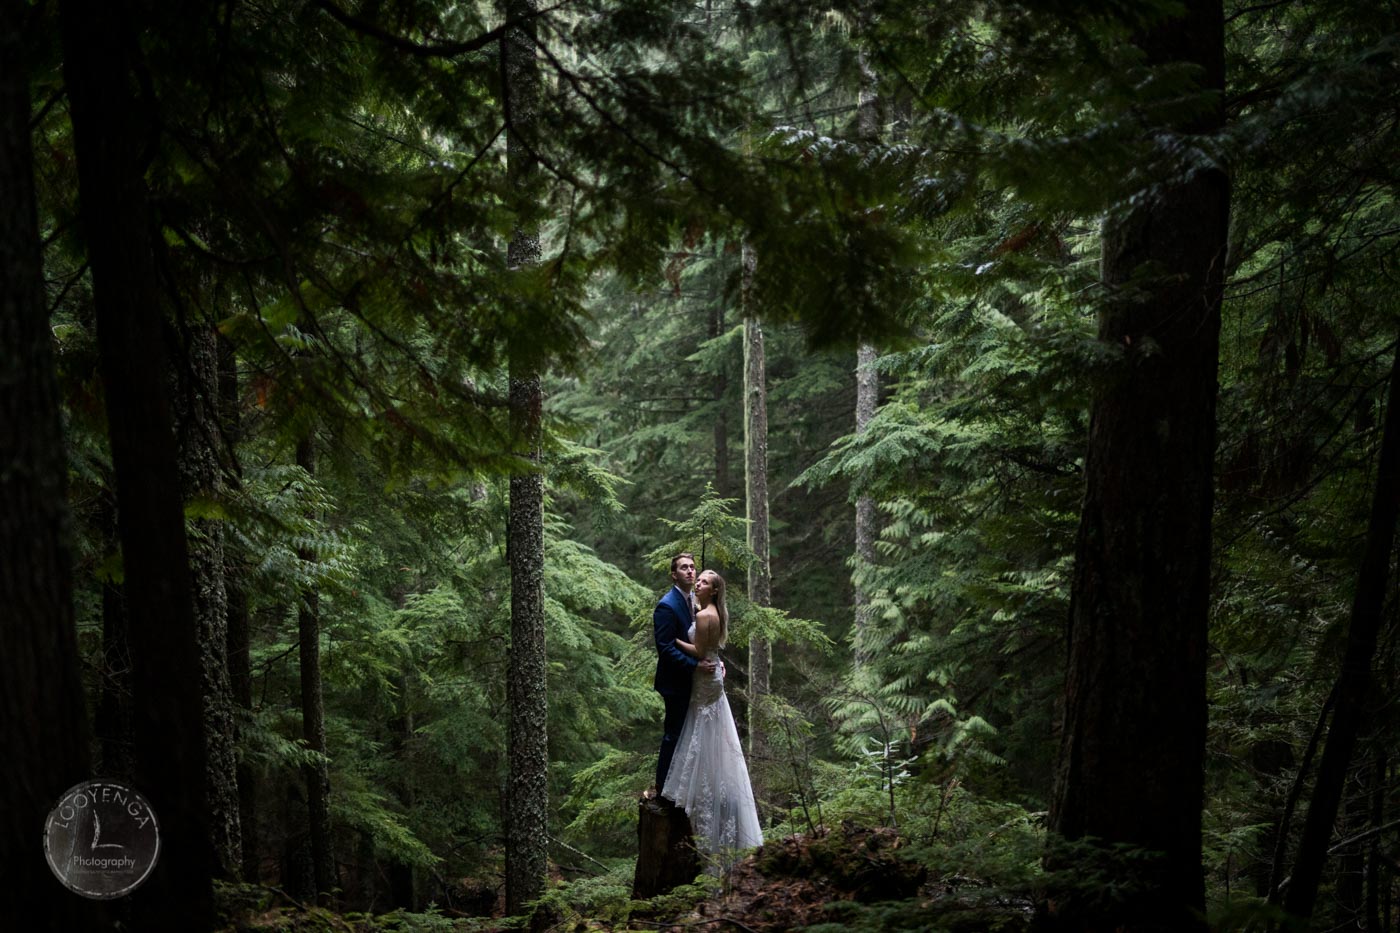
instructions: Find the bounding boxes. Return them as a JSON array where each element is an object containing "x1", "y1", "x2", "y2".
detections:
[{"x1": 671, "y1": 584, "x2": 696, "y2": 625}]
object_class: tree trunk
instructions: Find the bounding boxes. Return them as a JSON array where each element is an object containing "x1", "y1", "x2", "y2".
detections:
[
  {"x1": 853, "y1": 52, "x2": 880, "y2": 669},
  {"x1": 742, "y1": 239, "x2": 771, "y2": 810},
  {"x1": 1042, "y1": 2, "x2": 1228, "y2": 929},
  {"x1": 632, "y1": 794, "x2": 699, "y2": 899},
  {"x1": 296, "y1": 437, "x2": 336, "y2": 904},
  {"x1": 281, "y1": 781, "x2": 314, "y2": 899},
  {"x1": 59, "y1": 0, "x2": 217, "y2": 926},
  {"x1": 174, "y1": 323, "x2": 241, "y2": 878},
  {"x1": 503, "y1": 0, "x2": 549, "y2": 916},
  {"x1": 95, "y1": 487, "x2": 136, "y2": 782},
  {"x1": 712, "y1": 300, "x2": 730, "y2": 498},
  {"x1": 0, "y1": 12, "x2": 107, "y2": 925},
  {"x1": 1334, "y1": 763, "x2": 1372, "y2": 930},
  {"x1": 1366, "y1": 749, "x2": 1388, "y2": 932},
  {"x1": 221, "y1": 334, "x2": 259, "y2": 882},
  {"x1": 853, "y1": 347, "x2": 879, "y2": 664},
  {"x1": 227, "y1": 575, "x2": 256, "y2": 881},
  {"x1": 1284, "y1": 337, "x2": 1400, "y2": 922}
]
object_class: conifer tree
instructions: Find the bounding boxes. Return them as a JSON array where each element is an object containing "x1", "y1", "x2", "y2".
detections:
[
  {"x1": 0, "y1": 8, "x2": 105, "y2": 926},
  {"x1": 1044, "y1": 0, "x2": 1230, "y2": 928},
  {"x1": 504, "y1": 0, "x2": 549, "y2": 915},
  {"x1": 742, "y1": 240, "x2": 772, "y2": 808},
  {"x1": 59, "y1": 0, "x2": 217, "y2": 925},
  {"x1": 852, "y1": 46, "x2": 881, "y2": 668},
  {"x1": 172, "y1": 320, "x2": 242, "y2": 877}
]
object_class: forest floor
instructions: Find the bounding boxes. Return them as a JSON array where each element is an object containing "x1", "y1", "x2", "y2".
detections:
[{"x1": 217, "y1": 824, "x2": 1033, "y2": 932}]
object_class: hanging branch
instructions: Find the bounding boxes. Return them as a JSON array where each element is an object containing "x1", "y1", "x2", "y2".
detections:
[{"x1": 311, "y1": 0, "x2": 572, "y2": 59}]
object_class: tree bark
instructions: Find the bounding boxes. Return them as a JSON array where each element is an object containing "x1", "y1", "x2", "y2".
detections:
[
  {"x1": 1284, "y1": 337, "x2": 1400, "y2": 922},
  {"x1": 503, "y1": 0, "x2": 549, "y2": 916},
  {"x1": 59, "y1": 0, "x2": 217, "y2": 926},
  {"x1": 1042, "y1": 2, "x2": 1229, "y2": 929},
  {"x1": 95, "y1": 488, "x2": 136, "y2": 782},
  {"x1": 296, "y1": 436, "x2": 336, "y2": 904},
  {"x1": 1366, "y1": 749, "x2": 1387, "y2": 933},
  {"x1": 853, "y1": 52, "x2": 880, "y2": 669},
  {"x1": 0, "y1": 11, "x2": 107, "y2": 926},
  {"x1": 174, "y1": 323, "x2": 241, "y2": 878},
  {"x1": 711, "y1": 299, "x2": 730, "y2": 498},
  {"x1": 742, "y1": 239, "x2": 771, "y2": 810},
  {"x1": 632, "y1": 794, "x2": 699, "y2": 899},
  {"x1": 220, "y1": 334, "x2": 259, "y2": 882},
  {"x1": 853, "y1": 345, "x2": 878, "y2": 665},
  {"x1": 1334, "y1": 764, "x2": 1372, "y2": 929}
]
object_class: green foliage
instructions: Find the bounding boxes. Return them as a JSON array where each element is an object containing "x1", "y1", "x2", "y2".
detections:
[
  {"x1": 643, "y1": 484, "x2": 756, "y2": 575},
  {"x1": 523, "y1": 868, "x2": 722, "y2": 930},
  {"x1": 38, "y1": 0, "x2": 1400, "y2": 926}
]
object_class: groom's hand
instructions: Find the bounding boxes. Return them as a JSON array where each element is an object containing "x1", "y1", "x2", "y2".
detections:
[{"x1": 698, "y1": 658, "x2": 716, "y2": 675}]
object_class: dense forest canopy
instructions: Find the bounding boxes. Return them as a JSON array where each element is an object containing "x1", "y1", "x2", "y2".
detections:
[{"x1": 1, "y1": 0, "x2": 1397, "y2": 930}]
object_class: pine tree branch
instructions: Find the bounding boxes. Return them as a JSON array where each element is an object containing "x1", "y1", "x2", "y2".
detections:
[
  {"x1": 1327, "y1": 817, "x2": 1400, "y2": 855},
  {"x1": 311, "y1": 0, "x2": 572, "y2": 59},
  {"x1": 545, "y1": 833, "x2": 609, "y2": 874}
]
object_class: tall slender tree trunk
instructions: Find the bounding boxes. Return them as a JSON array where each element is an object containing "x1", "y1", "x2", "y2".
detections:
[
  {"x1": 852, "y1": 51, "x2": 881, "y2": 669},
  {"x1": 1041, "y1": 2, "x2": 1228, "y2": 930},
  {"x1": 1284, "y1": 337, "x2": 1400, "y2": 922},
  {"x1": 503, "y1": 0, "x2": 548, "y2": 916},
  {"x1": 1334, "y1": 763, "x2": 1372, "y2": 929},
  {"x1": 221, "y1": 334, "x2": 259, "y2": 882},
  {"x1": 852, "y1": 343, "x2": 878, "y2": 666},
  {"x1": 174, "y1": 323, "x2": 242, "y2": 877},
  {"x1": 0, "y1": 12, "x2": 106, "y2": 926},
  {"x1": 296, "y1": 437, "x2": 336, "y2": 904},
  {"x1": 712, "y1": 300, "x2": 730, "y2": 498},
  {"x1": 742, "y1": 240, "x2": 771, "y2": 809},
  {"x1": 59, "y1": 0, "x2": 216, "y2": 926}
]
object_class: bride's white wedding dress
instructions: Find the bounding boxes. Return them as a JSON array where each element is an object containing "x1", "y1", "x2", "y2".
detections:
[{"x1": 661, "y1": 622, "x2": 763, "y2": 866}]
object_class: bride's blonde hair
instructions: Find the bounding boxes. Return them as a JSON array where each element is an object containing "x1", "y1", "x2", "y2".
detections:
[{"x1": 701, "y1": 570, "x2": 729, "y2": 648}]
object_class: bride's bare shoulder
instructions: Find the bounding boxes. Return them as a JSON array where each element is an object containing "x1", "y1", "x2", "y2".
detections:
[{"x1": 696, "y1": 606, "x2": 720, "y2": 640}]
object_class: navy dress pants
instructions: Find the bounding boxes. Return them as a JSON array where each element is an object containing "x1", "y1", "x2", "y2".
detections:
[{"x1": 655, "y1": 692, "x2": 691, "y2": 795}]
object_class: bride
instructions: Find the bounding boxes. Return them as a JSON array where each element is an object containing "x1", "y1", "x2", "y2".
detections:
[{"x1": 661, "y1": 569, "x2": 763, "y2": 867}]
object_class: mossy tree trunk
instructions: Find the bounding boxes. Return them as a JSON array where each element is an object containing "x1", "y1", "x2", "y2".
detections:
[{"x1": 173, "y1": 322, "x2": 242, "y2": 878}]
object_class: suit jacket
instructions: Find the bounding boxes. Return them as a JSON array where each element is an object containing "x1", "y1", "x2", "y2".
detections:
[{"x1": 653, "y1": 585, "x2": 697, "y2": 697}]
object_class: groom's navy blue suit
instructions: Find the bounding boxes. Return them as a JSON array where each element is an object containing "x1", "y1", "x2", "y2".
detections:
[{"x1": 654, "y1": 585, "x2": 697, "y2": 795}]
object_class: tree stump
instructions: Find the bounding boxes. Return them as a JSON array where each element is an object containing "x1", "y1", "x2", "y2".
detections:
[{"x1": 632, "y1": 792, "x2": 699, "y2": 899}]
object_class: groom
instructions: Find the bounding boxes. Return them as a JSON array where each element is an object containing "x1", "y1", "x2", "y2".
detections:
[{"x1": 653, "y1": 552, "x2": 716, "y2": 798}]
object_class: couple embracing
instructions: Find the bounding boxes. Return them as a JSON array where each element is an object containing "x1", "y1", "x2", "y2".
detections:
[{"x1": 652, "y1": 552, "x2": 763, "y2": 864}]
